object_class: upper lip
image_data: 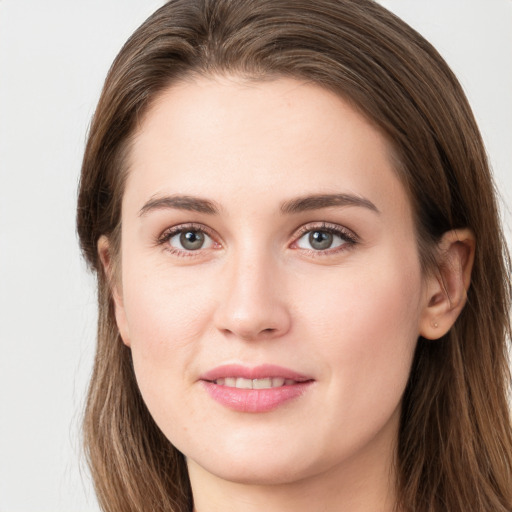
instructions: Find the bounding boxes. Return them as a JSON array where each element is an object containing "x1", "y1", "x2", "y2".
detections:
[{"x1": 200, "y1": 364, "x2": 313, "y2": 382}]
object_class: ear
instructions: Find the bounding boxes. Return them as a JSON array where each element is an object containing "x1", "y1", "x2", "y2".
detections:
[
  {"x1": 97, "y1": 235, "x2": 131, "y2": 347},
  {"x1": 419, "y1": 229, "x2": 475, "y2": 340}
]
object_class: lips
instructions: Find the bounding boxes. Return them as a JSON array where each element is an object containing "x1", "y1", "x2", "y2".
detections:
[
  {"x1": 200, "y1": 363, "x2": 311, "y2": 382},
  {"x1": 214, "y1": 377, "x2": 297, "y2": 389},
  {"x1": 200, "y1": 364, "x2": 314, "y2": 413}
]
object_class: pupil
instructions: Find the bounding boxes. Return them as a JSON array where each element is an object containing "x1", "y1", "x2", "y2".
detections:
[
  {"x1": 180, "y1": 230, "x2": 204, "y2": 250},
  {"x1": 309, "y1": 230, "x2": 333, "y2": 250}
]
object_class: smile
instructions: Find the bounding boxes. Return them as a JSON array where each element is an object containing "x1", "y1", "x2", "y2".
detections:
[
  {"x1": 200, "y1": 364, "x2": 314, "y2": 413},
  {"x1": 213, "y1": 377, "x2": 298, "y2": 389}
]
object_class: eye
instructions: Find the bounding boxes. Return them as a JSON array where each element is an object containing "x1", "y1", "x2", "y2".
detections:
[
  {"x1": 294, "y1": 224, "x2": 357, "y2": 252},
  {"x1": 159, "y1": 225, "x2": 216, "y2": 253}
]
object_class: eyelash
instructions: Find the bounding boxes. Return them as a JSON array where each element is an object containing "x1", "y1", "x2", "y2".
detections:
[
  {"x1": 157, "y1": 223, "x2": 219, "y2": 258},
  {"x1": 156, "y1": 222, "x2": 358, "y2": 257},
  {"x1": 291, "y1": 222, "x2": 358, "y2": 257}
]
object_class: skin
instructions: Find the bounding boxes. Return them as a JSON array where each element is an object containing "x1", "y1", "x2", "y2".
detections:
[{"x1": 100, "y1": 76, "x2": 474, "y2": 512}]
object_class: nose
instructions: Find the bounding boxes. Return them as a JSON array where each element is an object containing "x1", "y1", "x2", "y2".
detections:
[{"x1": 213, "y1": 250, "x2": 292, "y2": 342}]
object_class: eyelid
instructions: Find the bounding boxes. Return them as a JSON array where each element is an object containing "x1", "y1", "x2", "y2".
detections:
[
  {"x1": 155, "y1": 221, "x2": 358, "y2": 256},
  {"x1": 158, "y1": 222, "x2": 207, "y2": 242},
  {"x1": 293, "y1": 222, "x2": 358, "y2": 240},
  {"x1": 157, "y1": 223, "x2": 221, "y2": 254},
  {"x1": 290, "y1": 222, "x2": 359, "y2": 253}
]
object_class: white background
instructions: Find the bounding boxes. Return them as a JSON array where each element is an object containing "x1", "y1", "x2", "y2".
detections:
[{"x1": 0, "y1": 1, "x2": 510, "y2": 511}]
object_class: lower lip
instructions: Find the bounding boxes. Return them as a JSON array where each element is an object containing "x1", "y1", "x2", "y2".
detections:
[{"x1": 201, "y1": 381, "x2": 313, "y2": 413}]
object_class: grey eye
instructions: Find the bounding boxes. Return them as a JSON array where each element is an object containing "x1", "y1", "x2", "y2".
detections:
[
  {"x1": 296, "y1": 229, "x2": 348, "y2": 251},
  {"x1": 166, "y1": 229, "x2": 214, "y2": 251},
  {"x1": 309, "y1": 231, "x2": 333, "y2": 250},
  {"x1": 180, "y1": 230, "x2": 205, "y2": 250}
]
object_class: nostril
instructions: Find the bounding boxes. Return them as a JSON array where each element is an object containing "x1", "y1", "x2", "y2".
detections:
[
  {"x1": 213, "y1": 292, "x2": 292, "y2": 341},
  {"x1": 221, "y1": 326, "x2": 279, "y2": 342}
]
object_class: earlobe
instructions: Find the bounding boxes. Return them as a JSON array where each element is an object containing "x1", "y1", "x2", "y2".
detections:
[
  {"x1": 97, "y1": 235, "x2": 131, "y2": 347},
  {"x1": 419, "y1": 229, "x2": 475, "y2": 340}
]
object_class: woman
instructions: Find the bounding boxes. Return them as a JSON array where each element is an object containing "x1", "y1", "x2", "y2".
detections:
[{"x1": 76, "y1": 0, "x2": 512, "y2": 511}]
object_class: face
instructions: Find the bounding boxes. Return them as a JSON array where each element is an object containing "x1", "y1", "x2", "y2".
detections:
[{"x1": 110, "y1": 76, "x2": 432, "y2": 486}]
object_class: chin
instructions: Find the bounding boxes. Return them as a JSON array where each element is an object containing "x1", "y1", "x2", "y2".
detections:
[
  {"x1": 193, "y1": 456, "x2": 315, "y2": 486},
  {"x1": 184, "y1": 436, "x2": 330, "y2": 487}
]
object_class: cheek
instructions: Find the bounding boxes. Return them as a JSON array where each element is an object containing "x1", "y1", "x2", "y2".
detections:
[
  {"x1": 119, "y1": 255, "x2": 218, "y2": 388},
  {"x1": 297, "y1": 250, "x2": 423, "y2": 398},
  {"x1": 302, "y1": 261, "x2": 419, "y2": 325},
  {"x1": 119, "y1": 263, "x2": 217, "y2": 438}
]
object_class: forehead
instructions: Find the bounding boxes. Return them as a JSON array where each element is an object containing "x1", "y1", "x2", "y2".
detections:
[{"x1": 124, "y1": 75, "x2": 410, "y2": 220}]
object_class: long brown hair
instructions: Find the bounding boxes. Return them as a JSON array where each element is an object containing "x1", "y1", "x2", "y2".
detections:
[{"x1": 77, "y1": 1, "x2": 512, "y2": 511}]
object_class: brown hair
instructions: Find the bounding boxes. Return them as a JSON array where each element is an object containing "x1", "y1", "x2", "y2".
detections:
[{"x1": 77, "y1": 1, "x2": 512, "y2": 511}]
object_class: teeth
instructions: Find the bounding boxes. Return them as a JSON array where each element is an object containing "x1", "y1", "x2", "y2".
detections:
[
  {"x1": 235, "y1": 377, "x2": 253, "y2": 389},
  {"x1": 214, "y1": 377, "x2": 296, "y2": 389},
  {"x1": 253, "y1": 377, "x2": 272, "y2": 389},
  {"x1": 272, "y1": 377, "x2": 285, "y2": 387},
  {"x1": 225, "y1": 377, "x2": 237, "y2": 387}
]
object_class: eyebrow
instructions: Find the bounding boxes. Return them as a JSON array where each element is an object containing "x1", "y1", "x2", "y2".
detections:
[
  {"x1": 138, "y1": 192, "x2": 379, "y2": 217},
  {"x1": 280, "y1": 193, "x2": 380, "y2": 215},
  {"x1": 139, "y1": 195, "x2": 220, "y2": 216}
]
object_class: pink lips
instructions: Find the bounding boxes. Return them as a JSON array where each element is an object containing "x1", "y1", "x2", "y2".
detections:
[{"x1": 200, "y1": 364, "x2": 314, "y2": 413}]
